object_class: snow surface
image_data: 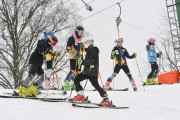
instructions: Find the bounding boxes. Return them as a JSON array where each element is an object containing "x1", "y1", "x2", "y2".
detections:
[{"x1": 0, "y1": 84, "x2": 180, "y2": 120}]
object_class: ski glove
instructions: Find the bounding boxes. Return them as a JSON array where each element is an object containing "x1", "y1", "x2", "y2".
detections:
[
  {"x1": 132, "y1": 53, "x2": 137, "y2": 58},
  {"x1": 159, "y1": 51, "x2": 162, "y2": 57},
  {"x1": 111, "y1": 56, "x2": 115, "y2": 59},
  {"x1": 69, "y1": 51, "x2": 77, "y2": 58},
  {"x1": 55, "y1": 52, "x2": 61, "y2": 57},
  {"x1": 111, "y1": 51, "x2": 116, "y2": 59},
  {"x1": 77, "y1": 57, "x2": 83, "y2": 65},
  {"x1": 49, "y1": 50, "x2": 61, "y2": 57}
]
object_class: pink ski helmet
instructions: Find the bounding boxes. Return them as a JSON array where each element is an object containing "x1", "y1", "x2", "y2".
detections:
[{"x1": 147, "y1": 38, "x2": 156, "y2": 44}]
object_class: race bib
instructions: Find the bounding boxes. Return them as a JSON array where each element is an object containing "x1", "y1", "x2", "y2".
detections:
[
  {"x1": 75, "y1": 42, "x2": 78, "y2": 46},
  {"x1": 115, "y1": 50, "x2": 119, "y2": 54}
]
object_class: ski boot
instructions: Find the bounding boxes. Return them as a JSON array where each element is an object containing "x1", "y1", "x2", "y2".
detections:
[
  {"x1": 33, "y1": 82, "x2": 44, "y2": 90},
  {"x1": 99, "y1": 98, "x2": 111, "y2": 107},
  {"x1": 27, "y1": 84, "x2": 40, "y2": 97},
  {"x1": 151, "y1": 78, "x2": 159, "y2": 85},
  {"x1": 62, "y1": 80, "x2": 75, "y2": 91},
  {"x1": 145, "y1": 78, "x2": 153, "y2": 85},
  {"x1": 38, "y1": 86, "x2": 44, "y2": 90},
  {"x1": 18, "y1": 85, "x2": 29, "y2": 97},
  {"x1": 103, "y1": 81, "x2": 112, "y2": 90},
  {"x1": 131, "y1": 81, "x2": 137, "y2": 91},
  {"x1": 73, "y1": 94, "x2": 85, "y2": 102},
  {"x1": 43, "y1": 78, "x2": 50, "y2": 90}
]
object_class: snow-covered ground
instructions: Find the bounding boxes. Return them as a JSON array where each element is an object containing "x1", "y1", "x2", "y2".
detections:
[{"x1": 0, "y1": 84, "x2": 180, "y2": 120}]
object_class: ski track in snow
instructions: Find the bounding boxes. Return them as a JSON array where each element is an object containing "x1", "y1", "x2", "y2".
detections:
[{"x1": 0, "y1": 84, "x2": 180, "y2": 120}]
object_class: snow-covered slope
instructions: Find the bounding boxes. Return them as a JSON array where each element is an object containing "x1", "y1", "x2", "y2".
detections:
[{"x1": 0, "y1": 84, "x2": 180, "y2": 120}]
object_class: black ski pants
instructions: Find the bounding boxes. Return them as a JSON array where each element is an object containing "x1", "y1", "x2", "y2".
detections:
[
  {"x1": 29, "y1": 64, "x2": 44, "y2": 76},
  {"x1": 74, "y1": 73, "x2": 107, "y2": 97},
  {"x1": 70, "y1": 59, "x2": 81, "y2": 72},
  {"x1": 114, "y1": 64, "x2": 132, "y2": 79},
  {"x1": 147, "y1": 62, "x2": 159, "y2": 79}
]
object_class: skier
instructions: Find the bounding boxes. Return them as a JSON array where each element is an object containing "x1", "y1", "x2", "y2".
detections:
[
  {"x1": 18, "y1": 32, "x2": 59, "y2": 97},
  {"x1": 43, "y1": 29, "x2": 60, "y2": 90},
  {"x1": 62, "y1": 26, "x2": 84, "y2": 90},
  {"x1": 72, "y1": 37, "x2": 112, "y2": 107},
  {"x1": 145, "y1": 38, "x2": 162, "y2": 85},
  {"x1": 104, "y1": 38, "x2": 138, "y2": 91}
]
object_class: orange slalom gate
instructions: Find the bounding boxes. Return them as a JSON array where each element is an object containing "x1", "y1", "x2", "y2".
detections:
[{"x1": 158, "y1": 71, "x2": 180, "y2": 84}]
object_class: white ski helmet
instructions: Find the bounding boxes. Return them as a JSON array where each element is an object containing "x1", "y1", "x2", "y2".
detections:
[
  {"x1": 114, "y1": 38, "x2": 123, "y2": 42},
  {"x1": 147, "y1": 37, "x2": 156, "y2": 44},
  {"x1": 82, "y1": 37, "x2": 94, "y2": 48}
]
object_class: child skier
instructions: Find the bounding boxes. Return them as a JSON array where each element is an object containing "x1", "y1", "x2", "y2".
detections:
[
  {"x1": 145, "y1": 38, "x2": 162, "y2": 85},
  {"x1": 18, "y1": 32, "x2": 59, "y2": 97},
  {"x1": 62, "y1": 26, "x2": 84, "y2": 90},
  {"x1": 104, "y1": 38, "x2": 138, "y2": 91},
  {"x1": 72, "y1": 37, "x2": 112, "y2": 107},
  {"x1": 43, "y1": 29, "x2": 60, "y2": 90}
]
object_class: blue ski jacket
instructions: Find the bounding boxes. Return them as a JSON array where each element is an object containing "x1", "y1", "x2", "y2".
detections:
[{"x1": 147, "y1": 45, "x2": 159, "y2": 63}]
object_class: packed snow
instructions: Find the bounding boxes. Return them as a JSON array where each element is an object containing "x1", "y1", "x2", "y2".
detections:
[{"x1": 0, "y1": 84, "x2": 180, "y2": 120}]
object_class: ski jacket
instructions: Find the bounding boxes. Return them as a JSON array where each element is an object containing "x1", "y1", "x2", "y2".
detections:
[
  {"x1": 111, "y1": 46, "x2": 134, "y2": 66},
  {"x1": 29, "y1": 39, "x2": 52, "y2": 66},
  {"x1": 82, "y1": 46, "x2": 99, "y2": 77},
  {"x1": 67, "y1": 35, "x2": 83, "y2": 59},
  {"x1": 147, "y1": 45, "x2": 160, "y2": 63}
]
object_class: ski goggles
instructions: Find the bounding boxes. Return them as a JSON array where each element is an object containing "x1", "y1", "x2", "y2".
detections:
[
  {"x1": 47, "y1": 35, "x2": 58, "y2": 46},
  {"x1": 76, "y1": 28, "x2": 84, "y2": 35},
  {"x1": 114, "y1": 38, "x2": 124, "y2": 42}
]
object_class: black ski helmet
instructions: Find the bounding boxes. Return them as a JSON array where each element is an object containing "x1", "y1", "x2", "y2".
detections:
[
  {"x1": 76, "y1": 26, "x2": 84, "y2": 31},
  {"x1": 75, "y1": 26, "x2": 84, "y2": 39},
  {"x1": 47, "y1": 35, "x2": 58, "y2": 46}
]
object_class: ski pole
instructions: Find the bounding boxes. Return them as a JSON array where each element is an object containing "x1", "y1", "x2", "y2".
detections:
[
  {"x1": 43, "y1": 53, "x2": 50, "y2": 95},
  {"x1": 83, "y1": 79, "x2": 88, "y2": 90},
  {"x1": 68, "y1": 55, "x2": 78, "y2": 100},
  {"x1": 98, "y1": 71, "x2": 104, "y2": 87},
  {"x1": 158, "y1": 55, "x2": 162, "y2": 75},
  {"x1": 135, "y1": 58, "x2": 145, "y2": 91},
  {"x1": 113, "y1": 60, "x2": 115, "y2": 89},
  {"x1": 68, "y1": 70, "x2": 77, "y2": 100},
  {"x1": 68, "y1": 84, "x2": 74, "y2": 100},
  {"x1": 68, "y1": 71, "x2": 77, "y2": 100}
]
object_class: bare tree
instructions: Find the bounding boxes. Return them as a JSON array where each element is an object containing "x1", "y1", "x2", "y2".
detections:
[
  {"x1": 140, "y1": 8, "x2": 180, "y2": 78},
  {"x1": 0, "y1": 0, "x2": 82, "y2": 89},
  {"x1": 157, "y1": 8, "x2": 179, "y2": 72}
]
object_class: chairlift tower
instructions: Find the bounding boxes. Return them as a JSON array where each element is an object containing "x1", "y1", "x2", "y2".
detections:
[{"x1": 166, "y1": 0, "x2": 180, "y2": 71}]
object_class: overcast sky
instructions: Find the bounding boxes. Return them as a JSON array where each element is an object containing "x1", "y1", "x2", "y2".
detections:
[{"x1": 70, "y1": 0, "x2": 166, "y2": 89}]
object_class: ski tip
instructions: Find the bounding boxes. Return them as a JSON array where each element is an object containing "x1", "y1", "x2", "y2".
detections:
[{"x1": 72, "y1": 103, "x2": 78, "y2": 107}]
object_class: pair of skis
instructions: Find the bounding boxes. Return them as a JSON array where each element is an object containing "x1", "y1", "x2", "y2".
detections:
[
  {"x1": 72, "y1": 103, "x2": 129, "y2": 109},
  {"x1": 0, "y1": 90, "x2": 129, "y2": 109},
  {"x1": 42, "y1": 97, "x2": 129, "y2": 109},
  {"x1": 142, "y1": 82, "x2": 164, "y2": 86},
  {"x1": 0, "y1": 90, "x2": 68, "y2": 100},
  {"x1": 71, "y1": 99, "x2": 129, "y2": 109},
  {"x1": 0, "y1": 87, "x2": 129, "y2": 100}
]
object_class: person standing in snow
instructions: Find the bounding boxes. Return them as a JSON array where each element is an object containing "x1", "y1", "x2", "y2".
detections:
[
  {"x1": 62, "y1": 26, "x2": 84, "y2": 91},
  {"x1": 43, "y1": 29, "x2": 60, "y2": 90},
  {"x1": 104, "y1": 38, "x2": 138, "y2": 91},
  {"x1": 145, "y1": 38, "x2": 162, "y2": 85},
  {"x1": 18, "y1": 30, "x2": 59, "y2": 97},
  {"x1": 72, "y1": 37, "x2": 112, "y2": 107}
]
